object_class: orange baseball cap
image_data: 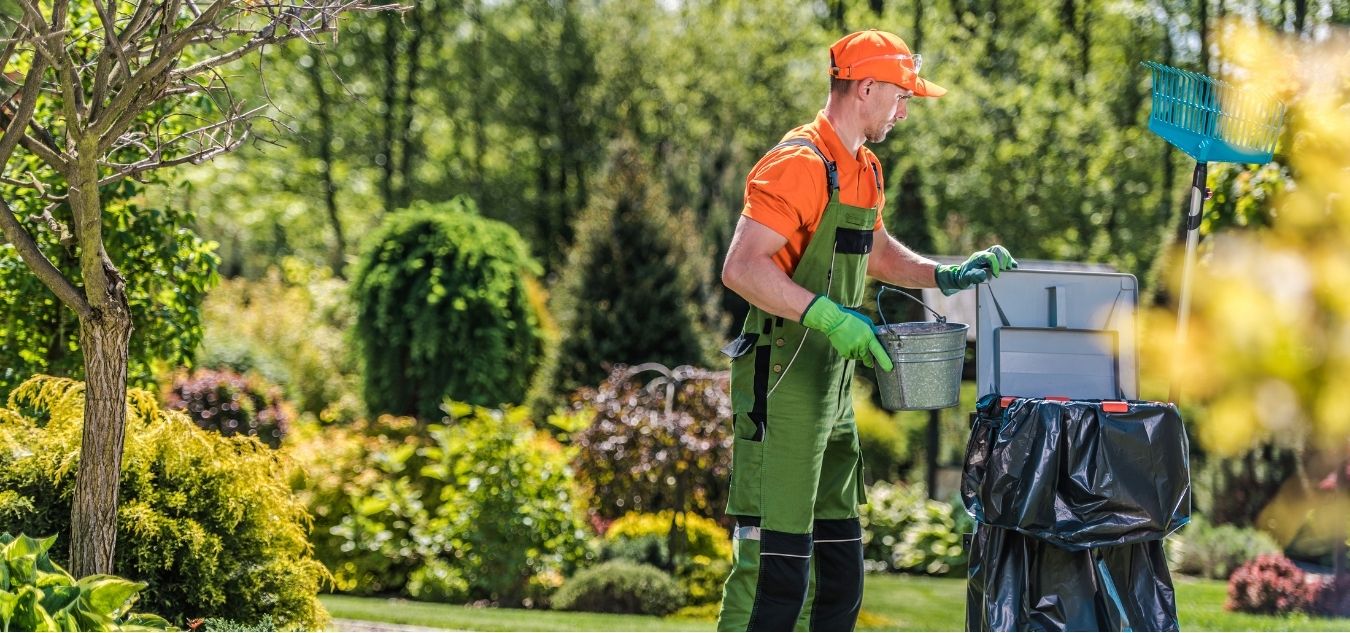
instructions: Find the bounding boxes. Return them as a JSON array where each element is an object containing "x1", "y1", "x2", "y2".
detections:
[{"x1": 829, "y1": 29, "x2": 946, "y2": 98}]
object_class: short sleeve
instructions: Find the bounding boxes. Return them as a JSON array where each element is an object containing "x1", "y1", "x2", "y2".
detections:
[
  {"x1": 866, "y1": 153, "x2": 886, "y2": 231},
  {"x1": 741, "y1": 150, "x2": 829, "y2": 240}
]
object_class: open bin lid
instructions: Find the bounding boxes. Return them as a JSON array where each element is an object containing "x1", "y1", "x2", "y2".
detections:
[{"x1": 975, "y1": 269, "x2": 1138, "y2": 400}]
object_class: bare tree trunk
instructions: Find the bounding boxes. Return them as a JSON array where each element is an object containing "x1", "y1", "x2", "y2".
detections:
[
  {"x1": 71, "y1": 298, "x2": 132, "y2": 577},
  {"x1": 65, "y1": 144, "x2": 134, "y2": 578},
  {"x1": 469, "y1": 0, "x2": 486, "y2": 200},
  {"x1": 1199, "y1": 0, "x2": 1210, "y2": 74},
  {"x1": 307, "y1": 59, "x2": 346, "y2": 277},
  {"x1": 379, "y1": 12, "x2": 400, "y2": 214},
  {"x1": 394, "y1": 0, "x2": 430, "y2": 209}
]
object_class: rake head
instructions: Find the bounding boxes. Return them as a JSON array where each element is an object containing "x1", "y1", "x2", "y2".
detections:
[{"x1": 1143, "y1": 61, "x2": 1285, "y2": 164}]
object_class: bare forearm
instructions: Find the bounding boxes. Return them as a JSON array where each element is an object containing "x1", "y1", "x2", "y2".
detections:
[
  {"x1": 723, "y1": 256, "x2": 817, "y2": 322},
  {"x1": 868, "y1": 232, "x2": 939, "y2": 288}
]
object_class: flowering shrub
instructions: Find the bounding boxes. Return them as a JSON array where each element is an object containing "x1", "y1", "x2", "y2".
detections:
[
  {"x1": 860, "y1": 480, "x2": 971, "y2": 577},
  {"x1": 1309, "y1": 573, "x2": 1350, "y2": 618},
  {"x1": 570, "y1": 365, "x2": 732, "y2": 520},
  {"x1": 1225, "y1": 554, "x2": 1311, "y2": 615},
  {"x1": 164, "y1": 368, "x2": 292, "y2": 448}
]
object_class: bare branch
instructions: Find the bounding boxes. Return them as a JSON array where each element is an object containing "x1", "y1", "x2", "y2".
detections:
[
  {"x1": 29, "y1": 203, "x2": 77, "y2": 248},
  {"x1": 0, "y1": 196, "x2": 91, "y2": 319},
  {"x1": 97, "y1": 127, "x2": 251, "y2": 188},
  {"x1": 1, "y1": 38, "x2": 19, "y2": 88},
  {"x1": 14, "y1": 0, "x2": 46, "y2": 29},
  {"x1": 0, "y1": 40, "x2": 49, "y2": 167},
  {"x1": 3, "y1": 89, "x2": 70, "y2": 167},
  {"x1": 118, "y1": 1, "x2": 160, "y2": 48},
  {"x1": 0, "y1": 170, "x2": 67, "y2": 203},
  {"x1": 47, "y1": 0, "x2": 89, "y2": 130},
  {"x1": 88, "y1": 0, "x2": 137, "y2": 122},
  {"x1": 91, "y1": 0, "x2": 234, "y2": 137}
]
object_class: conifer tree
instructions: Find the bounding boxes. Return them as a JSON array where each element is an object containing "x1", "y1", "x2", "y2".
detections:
[{"x1": 532, "y1": 137, "x2": 721, "y2": 403}]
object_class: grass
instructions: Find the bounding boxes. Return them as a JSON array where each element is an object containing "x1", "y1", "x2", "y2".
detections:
[
  {"x1": 322, "y1": 574, "x2": 1350, "y2": 632},
  {"x1": 1172, "y1": 576, "x2": 1350, "y2": 632},
  {"x1": 320, "y1": 594, "x2": 715, "y2": 632}
]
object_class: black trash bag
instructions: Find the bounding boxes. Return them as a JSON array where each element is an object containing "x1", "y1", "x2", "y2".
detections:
[
  {"x1": 962, "y1": 395, "x2": 1191, "y2": 550},
  {"x1": 961, "y1": 395, "x2": 1190, "y2": 632},
  {"x1": 966, "y1": 524, "x2": 1180, "y2": 632}
]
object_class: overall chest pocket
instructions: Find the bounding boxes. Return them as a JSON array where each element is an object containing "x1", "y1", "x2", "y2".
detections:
[{"x1": 834, "y1": 227, "x2": 873, "y2": 254}]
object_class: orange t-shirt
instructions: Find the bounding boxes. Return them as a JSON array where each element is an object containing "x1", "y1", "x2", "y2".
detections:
[{"x1": 742, "y1": 111, "x2": 886, "y2": 276}]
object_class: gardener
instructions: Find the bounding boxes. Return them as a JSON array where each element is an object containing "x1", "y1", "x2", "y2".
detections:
[{"x1": 716, "y1": 29, "x2": 1017, "y2": 632}]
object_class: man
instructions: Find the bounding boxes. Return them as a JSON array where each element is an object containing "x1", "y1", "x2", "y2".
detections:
[{"x1": 716, "y1": 29, "x2": 1017, "y2": 632}]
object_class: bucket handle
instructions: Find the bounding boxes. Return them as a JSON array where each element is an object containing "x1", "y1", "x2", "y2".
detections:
[{"x1": 876, "y1": 285, "x2": 947, "y2": 328}]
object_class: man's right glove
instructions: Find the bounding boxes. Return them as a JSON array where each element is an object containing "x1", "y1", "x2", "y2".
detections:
[
  {"x1": 801, "y1": 296, "x2": 894, "y2": 371},
  {"x1": 935, "y1": 245, "x2": 1018, "y2": 296}
]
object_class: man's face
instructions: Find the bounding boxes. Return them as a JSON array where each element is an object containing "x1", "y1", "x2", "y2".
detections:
[{"x1": 862, "y1": 81, "x2": 912, "y2": 144}]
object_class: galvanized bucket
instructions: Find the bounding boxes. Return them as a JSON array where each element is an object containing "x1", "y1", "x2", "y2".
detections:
[{"x1": 873, "y1": 286, "x2": 969, "y2": 411}]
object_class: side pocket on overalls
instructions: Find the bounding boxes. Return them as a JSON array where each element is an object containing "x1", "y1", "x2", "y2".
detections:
[
  {"x1": 728, "y1": 412, "x2": 765, "y2": 517},
  {"x1": 853, "y1": 430, "x2": 867, "y2": 506}
]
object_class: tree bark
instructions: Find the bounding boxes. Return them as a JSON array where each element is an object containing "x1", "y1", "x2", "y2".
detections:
[
  {"x1": 70, "y1": 279, "x2": 133, "y2": 578},
  {"x1": 468, "y1": 0, "x2": 486, "y2": 200},
  {"x1": 394, "y1": 0, "x2": 429, "y2": 210},
  {"x1": 307, "y1": 58, "x2": 346, "y2": 277},
  {"x1": 1198, "y1": 0, "x2": 1210, "y2": 75},
  {"x1": 66, "y1": 142, "x2": 134, "y2": 578},
  {"x1": 379, "y1": 11, "x2": 400, "y2": 214}
]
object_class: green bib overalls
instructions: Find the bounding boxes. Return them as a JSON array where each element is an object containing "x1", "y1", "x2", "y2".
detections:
[{"x1": 717, "y1": 138, "x2": 879, "y2": 632}]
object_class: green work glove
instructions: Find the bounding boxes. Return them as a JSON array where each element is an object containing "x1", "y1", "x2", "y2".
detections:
[
  {"x1": 934, "y1": 245, "x2": 1019, "y2": 296},
  {"x1": 801, "y1": 296, "x2": 895, "y2": 372}
]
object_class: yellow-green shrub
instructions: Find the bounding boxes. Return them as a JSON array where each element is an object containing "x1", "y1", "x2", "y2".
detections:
[
  {"x1": 605, "y1": 511, "x2": 731, "y2": 560},
  {"x1": 0, "y1": 375, "x2": 328, "y2": 629},
  {"x1": 602, "y1": 511, "x2": 730, "y2": 605}
]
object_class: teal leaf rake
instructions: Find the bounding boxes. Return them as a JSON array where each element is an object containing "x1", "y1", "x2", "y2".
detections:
[{"x1": 1143, "y1": 61, "x2": 1287, "y2": 402}]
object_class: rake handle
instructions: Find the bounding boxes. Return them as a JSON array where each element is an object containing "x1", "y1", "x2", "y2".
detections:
[{"x1": 1170, "y1": 161, "x2": 1207, "y2": 405}]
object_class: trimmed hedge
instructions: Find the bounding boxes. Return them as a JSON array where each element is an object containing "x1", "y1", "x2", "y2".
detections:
[{"x1": 552, "y1": 560, "x2": 685, "y2": 616}]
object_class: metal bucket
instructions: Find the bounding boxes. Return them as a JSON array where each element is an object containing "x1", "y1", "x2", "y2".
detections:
[{"x1": 873, "y1": 287, "x2": 969, "y2": 411}]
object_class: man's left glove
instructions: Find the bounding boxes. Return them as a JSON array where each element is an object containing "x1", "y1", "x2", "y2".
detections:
[
  {"x1": 935, "y1": 245, "x2": 1018, "y2": 296},
  {"x1": 801, "y1": 296, "x2": 895, "y2": 371}
]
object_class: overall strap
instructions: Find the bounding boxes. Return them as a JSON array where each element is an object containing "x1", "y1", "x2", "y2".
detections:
[
  {"x1": 868, "y1": 159, "x2": 883, "y2": 199},
  {"x1": 771, "y1": 138, "x2": 839, "y2": 196}
]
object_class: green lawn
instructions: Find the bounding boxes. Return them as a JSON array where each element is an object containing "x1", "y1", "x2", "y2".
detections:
[{"x1": 322, "y1": 574, "x2": 1350, "y2": 632}]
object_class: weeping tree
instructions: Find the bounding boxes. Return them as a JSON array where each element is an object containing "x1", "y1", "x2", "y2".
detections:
[{"x1": 0, "y1": 0, "x2": 395, "y2": 577}]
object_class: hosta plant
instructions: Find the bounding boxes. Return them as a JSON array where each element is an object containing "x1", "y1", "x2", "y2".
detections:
[{"x1": 0, "y1": 533, "x2": 172, "y2": 631}]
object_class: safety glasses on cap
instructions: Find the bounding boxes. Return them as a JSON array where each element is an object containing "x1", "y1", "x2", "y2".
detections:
[{"x1": 848, "y1": 52, "x2": 923, "y2": 74}]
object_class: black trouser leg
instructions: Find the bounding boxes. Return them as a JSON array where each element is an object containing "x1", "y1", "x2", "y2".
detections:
[
  {"x1": 805, "y1": 518, "x2": 864, "y2": 631},
  {"x1": 746, "y1": 527, "x2": 814, "y2": 632}
]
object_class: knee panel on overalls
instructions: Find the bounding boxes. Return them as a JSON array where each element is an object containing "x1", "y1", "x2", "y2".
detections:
[
  {"x1": 717, "y1": 517, "x2": 814, "y2": 632},
  {"x1": 798, "y1": 518, "x2": 864, "y2": 632},
  {"x1": 719, "y1": 517, "x2": 865, "y2": 633}
]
